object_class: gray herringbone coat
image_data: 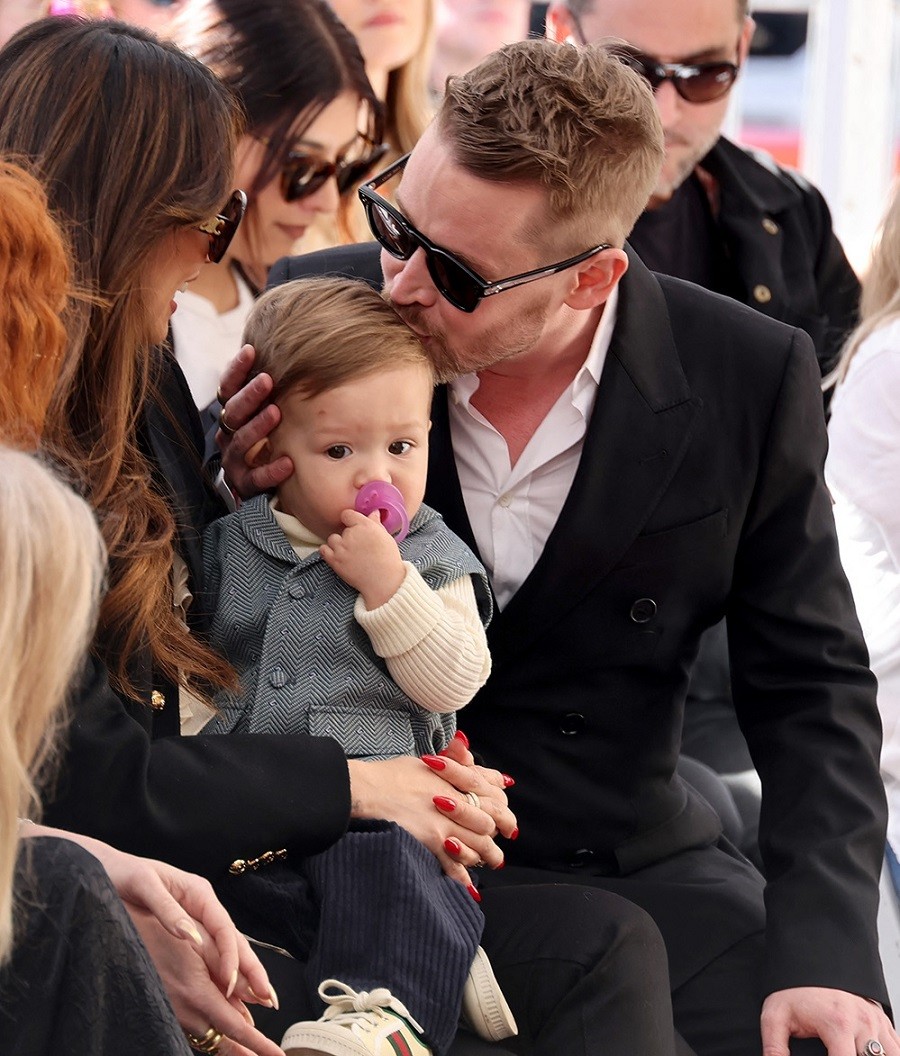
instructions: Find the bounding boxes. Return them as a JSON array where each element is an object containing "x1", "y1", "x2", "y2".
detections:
[{"x1": 201, "y1": 495, "x2": 491, "y2": 758}]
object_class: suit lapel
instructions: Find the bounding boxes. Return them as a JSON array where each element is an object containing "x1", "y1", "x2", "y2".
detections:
[{"x1": 429, "y1": 251, "x2": 701, "y2": 660}]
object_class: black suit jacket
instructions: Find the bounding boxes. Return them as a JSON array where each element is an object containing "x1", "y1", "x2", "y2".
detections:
[{"x1": 271, "y1": 243, "x2": 888, "y2": 1002}]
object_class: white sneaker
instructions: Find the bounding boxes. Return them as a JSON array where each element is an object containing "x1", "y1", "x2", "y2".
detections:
[
  {"x1": 460, "y1": 945, "x2": 519, "y2": 1041},
  {"x1": 281, "y1": 979, "x2": 432, "y2": 1056}
]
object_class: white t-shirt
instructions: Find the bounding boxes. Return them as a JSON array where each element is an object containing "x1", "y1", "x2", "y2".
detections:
[
  {"x1": 826, "y1": 315, "x2": 900, "y2": 853},
  {"x1": 171, "y1": 268, "x2": 256, "y2": 410}
]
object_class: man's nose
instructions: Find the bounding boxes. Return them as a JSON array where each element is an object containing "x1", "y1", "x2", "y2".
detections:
[
  {"x1": 653, "y1": 78, "x2": 682, "y2": 128},
  {"x1": 385, "y1": 247, "x2": 439, "y2": 307}
]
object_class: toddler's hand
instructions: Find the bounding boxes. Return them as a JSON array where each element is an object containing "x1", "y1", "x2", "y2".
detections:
[{"x1": 320, "y1": 509, "x2": 406, "y2": 607}]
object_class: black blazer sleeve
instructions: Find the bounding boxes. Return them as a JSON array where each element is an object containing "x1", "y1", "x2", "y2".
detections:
[
  {"x1": 726, "y1": 328, "x2": 885, "y2": 998},
  {"x1": 45, "y1": 656, "x2": 351, "y2": 878}
]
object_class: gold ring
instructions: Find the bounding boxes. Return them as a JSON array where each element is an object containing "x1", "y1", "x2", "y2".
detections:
[
  {"x1": 216, "y1": 386, "x2": 225, "y2": 404},
  {"x1": 218, "y1": 405, "x2": 236, "y2": 437},
  {"x1": 464, "y1": 791, "x2": 481, "y2": 810},
  {"x1": 186, "y1": 1027, "x2": 224, "y2": 1054}
]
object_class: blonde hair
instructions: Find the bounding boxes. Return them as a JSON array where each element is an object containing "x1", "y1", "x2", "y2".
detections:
[
  {"x1": 833, "y1": 183, "x2": 900, "y2": 385},
  {"x1": 0, "y1": 448, "x2": 106, "y2": 966},
  {"x1": 244, "y1": 276, "x2": 433, "y2": 399},
  {"x1": 385, "y1": 0, "x2": 435, "y2": 155},
  {"x1": 438, "y1": 38, "x2": 663, "y2": 249}
]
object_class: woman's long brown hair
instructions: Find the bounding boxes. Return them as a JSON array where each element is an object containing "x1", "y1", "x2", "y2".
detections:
[{"x1": 0, "y1": 17, "x2": 241, "y2": 702}]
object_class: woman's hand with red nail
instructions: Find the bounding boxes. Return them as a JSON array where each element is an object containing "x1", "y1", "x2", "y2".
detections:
[{"x1": 346, "y1": 756, "x2": 508, "y2": 887}]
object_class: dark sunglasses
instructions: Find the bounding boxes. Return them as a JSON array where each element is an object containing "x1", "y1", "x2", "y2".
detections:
[
  {"x1": 196, "y1": 189, "x2": 247, "y2": 264},
  {"x1": 359, "y1": 155, "x2": 611, "y2": 313},
  {"x1": 619, "y1": 49, "x2": 739, "y2": 103},
  {"x1": 568, "y1": 13, "x2": 740, "y2": 104},
  {"x1": 256, "y1": 133, "x2": 389, "y2": 202}
]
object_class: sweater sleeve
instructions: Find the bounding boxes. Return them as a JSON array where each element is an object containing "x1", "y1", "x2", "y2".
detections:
[{"x1": 354, "y1": 563, "x2": 491, "y2": 714}]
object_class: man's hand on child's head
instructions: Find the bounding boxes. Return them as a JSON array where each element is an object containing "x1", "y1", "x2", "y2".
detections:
[
  {"x1": 216, "y1": 344, "x2": 293, "y2": 499},
  {"x1": 320, "y1": 508, "x2": 406, "y2": 608}
]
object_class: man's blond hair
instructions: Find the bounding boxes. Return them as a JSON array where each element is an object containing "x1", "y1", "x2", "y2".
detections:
[
  {"x1": 437, "y1": 38, "x2": 663, "y2": 248},
  {"x1": 244, "y1": 277, "x2": 434, "y2": 400}
]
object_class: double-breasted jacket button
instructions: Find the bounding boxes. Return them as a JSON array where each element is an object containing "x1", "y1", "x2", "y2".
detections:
[
  {"x1": 559, "y1": 712, "x2": 586, "y2": 735},
  {"x1": 269, "y1": 666, "x2": 288, "y2": 688},
  {"x1": 761, "y1": 217, "x2": 779, "y2": 235},
  {"x1": 150, "y1": 689, "x2": 165, "y2": 710},
  {"x1": 629, "y1": 598, "x2": 657, "y2": 624},
  {"x1": 753, "y1": 284, "x2": 773, "y2": 304},
  {"x1": 289, "y1": 582, "x2": 307, "y2": 599},
  {"x1": 570, "y1": 848, "x2": 596, "y2": 867}
]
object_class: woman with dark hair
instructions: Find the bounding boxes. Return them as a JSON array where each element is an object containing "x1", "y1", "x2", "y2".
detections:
[{"x1": 170, "y1": 0, "x2": 386, "y2": 413}]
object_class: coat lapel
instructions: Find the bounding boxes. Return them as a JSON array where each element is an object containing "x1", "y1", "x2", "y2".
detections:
[{"x1": 429, "y1": 250, "x2": 701, "y2": 660}]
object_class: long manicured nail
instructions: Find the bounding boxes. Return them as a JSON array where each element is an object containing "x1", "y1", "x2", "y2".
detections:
[
  {"x1": 467, "y1": 883, "x2": 482, "y2": 903},
  {"x1": 495, "y1": 859, "x2": 505, "y2": 870},
  {"x1": 421, "y1": 754, "x2": 447, "y2": 771},
  {"x1": 454, "y1": 730, "x2": 470, "y2": 748},
  {"x1": 251, "y1": 984, "x2": 280, "y2": 1011},
  {"x1": 501, "y1": 774, "x2": 516, "y2": 788},
  {"x1": 444, "y1": 837, "x2": 461, "y2": 856},
  {"x1": 227, "y1": 968, "x2": 238, "y2": 999},
  {"x1": 510, "y1": 826, "x2": 519, "y2": 840},
  {"x1": 433, "y1": 795, "x2": 457, "y2": 812},
  {"x1": 176, "y1": 920, "x2": 204, "y2": 946}
]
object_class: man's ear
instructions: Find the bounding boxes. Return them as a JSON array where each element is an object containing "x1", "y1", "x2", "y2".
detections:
[
  {"x1": 545, "y1": 3, "x2": 576, "y2": 44},
  {"x1": 564, "y1": 248, "x2": 629, "y2": 310},
  {"x1": 738, "y1": 15, "x2": 755, "y2": 65}
]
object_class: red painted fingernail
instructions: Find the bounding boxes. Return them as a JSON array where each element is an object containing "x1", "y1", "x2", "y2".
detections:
[
  {"x1": 444, "y1": 838, "x2": 461, "y2": 856},
  {"x1": 421, "y1": 754, "x2": 447, "y2": 771},
  {"x1": 438, "y1": 749, "x2": 450, "y2": 757},
  {"x1": 454, "y1": 730, "x2": 470, "y2": 748},
  {"x1": 433, "y1": 795, "x2": 457, "y2": 812},
  {"x1": 510, "y1": 826, "x2": 519, "y2": 840},
  {"x1": 502, "y1": 774, "x2": 516, "y2": 788},
  {"x1": 467, "y1": 883, "x2": 482, "y2": 903},
  {"x1": 495, "y1": 858, "x2": 505, "y2": 870}
]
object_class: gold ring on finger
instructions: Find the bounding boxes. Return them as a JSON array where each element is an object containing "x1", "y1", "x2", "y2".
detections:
[
  {"x1": 218, "y1": 404, "x2": 236, "y2": 437},
  {"x1": 861, "y1": 1042, "x2": 885, "y2": 1056},
  {"x1": 186, "y1": 1026, "x2": 224, "y2": 1054}
]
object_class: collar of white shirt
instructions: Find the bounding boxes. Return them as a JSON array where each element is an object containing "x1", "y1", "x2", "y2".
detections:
[{"x1": 447, "y1": 285, "x2": 619, "y2": 609}]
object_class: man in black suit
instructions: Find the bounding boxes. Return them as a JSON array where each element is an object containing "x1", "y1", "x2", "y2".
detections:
[
  {"x1": 545, "y1": 0, "x2": 863, "y2": 856},
  {"x1": 227, "y1": 37, "x2": 890, "y2": 1056}
]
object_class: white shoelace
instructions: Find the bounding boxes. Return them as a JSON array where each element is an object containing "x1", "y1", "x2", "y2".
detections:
[{"x1": 317, "y1": 979, "x2": 425, "y2": 1037}]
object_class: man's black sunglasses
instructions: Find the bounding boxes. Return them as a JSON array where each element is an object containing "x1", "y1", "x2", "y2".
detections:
[
  {"x1": 197, "y1": 189, "x2": 247, "y2": 264},
  {"x1": 568, "y1": 13, "x2": 740, "y2": 104},
  {"x1": 619, "y1": 49, "x2": 739, "y2": 103},
  {"x1": 359, "y1": 155, "x2": 611, "y2": 313}
]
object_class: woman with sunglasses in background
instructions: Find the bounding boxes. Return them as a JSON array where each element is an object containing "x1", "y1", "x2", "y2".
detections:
[{"x1": 169, "y1": 0, "x2": 385, "y2": 416}]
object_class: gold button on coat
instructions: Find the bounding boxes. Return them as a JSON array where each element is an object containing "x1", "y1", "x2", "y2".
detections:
[
  {"x1": 150, "y1": 689, "x2": 165, "y2": 710},
  {"x1": 762, "y1": 217, "x2": 779, "y2": 235},
  {"x1": 753, "y1": 284, "x2": 772, "y2": 304}
]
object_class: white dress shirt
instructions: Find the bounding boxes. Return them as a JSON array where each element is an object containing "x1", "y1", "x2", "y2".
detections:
[{"x1": 448, "y1": 287, "x2": 619, "y2": 610}]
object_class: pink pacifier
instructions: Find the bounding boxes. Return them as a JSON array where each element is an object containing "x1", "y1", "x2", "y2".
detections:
[{"x1": 354, "y1": 481, "x2": 410, "y2": 543}]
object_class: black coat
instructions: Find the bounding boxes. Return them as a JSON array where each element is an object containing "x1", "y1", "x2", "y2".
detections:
[
  {"x1": 271, "y1": 242, "x2": 887, "y2": 1003},
  {"x1": 689, "y1": 136, "x2": 859, "y2": 379}
]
